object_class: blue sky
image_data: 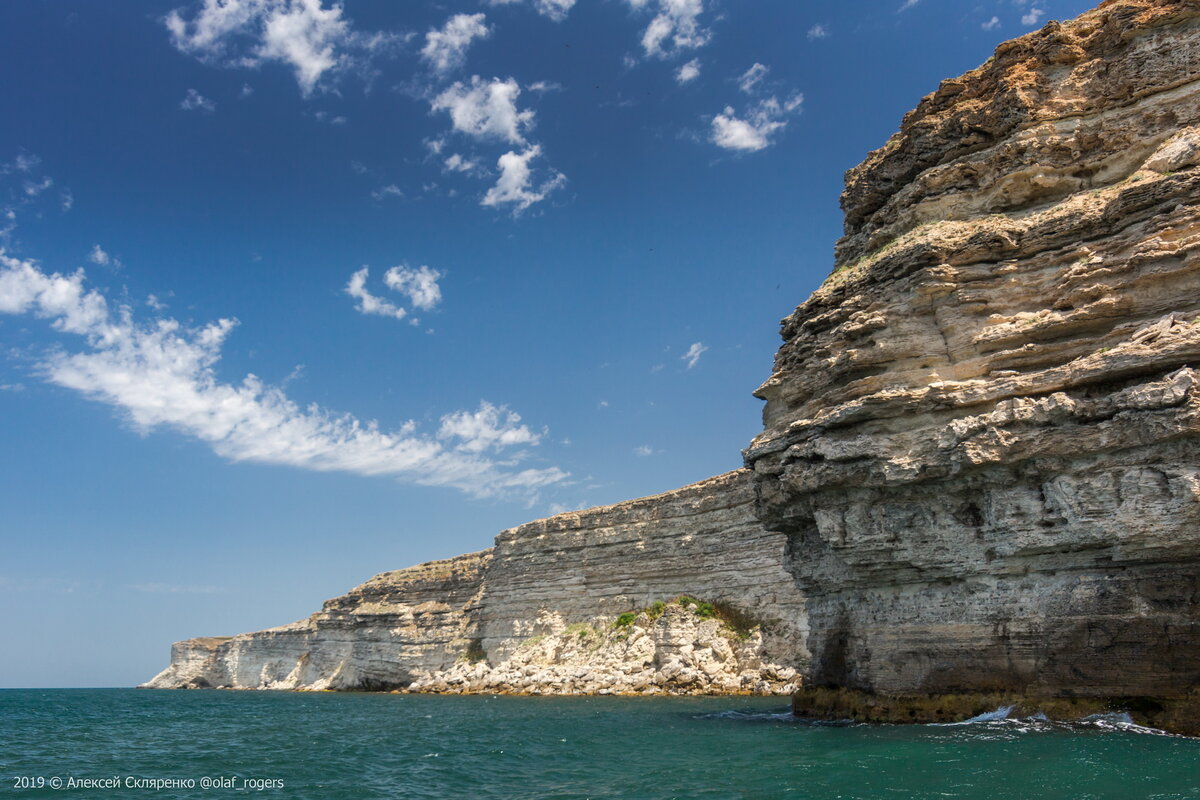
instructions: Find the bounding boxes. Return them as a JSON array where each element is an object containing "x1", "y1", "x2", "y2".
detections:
[{"x1": 0, "y1": 0, "x2": 1096, "y2": 687}]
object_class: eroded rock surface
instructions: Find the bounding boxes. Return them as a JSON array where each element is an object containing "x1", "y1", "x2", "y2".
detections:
[
  {"x1": 747, "y1": 0, "x2": 1200, "y2": 701},
  {"x1": 144, "y1": 471, "x2": 808, "y2": 693}
]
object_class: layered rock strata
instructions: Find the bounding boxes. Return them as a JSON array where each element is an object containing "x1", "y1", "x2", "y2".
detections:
[
  {"x1": 747, "y1": 0, "x2": 1200, "y2": 709},
  {"x1": 144, "y1": 471, "x2": 808, "y2": 694}
]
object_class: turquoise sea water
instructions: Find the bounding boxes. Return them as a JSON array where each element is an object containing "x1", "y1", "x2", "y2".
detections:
[{"x1": 2, "y1": 690, "x2": 1198, "y2": 799}]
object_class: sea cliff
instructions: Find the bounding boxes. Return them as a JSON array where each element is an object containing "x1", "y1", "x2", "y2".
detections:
[
  {"x1": 746, "y1": 0, "x2": 1200, "y2": 728},
  {"x1": 147, "y1": 0, "x2": 1200, "y2": 732},
  {"x1": 144, "y1": 471, "x2": 809, "y2": 695}
]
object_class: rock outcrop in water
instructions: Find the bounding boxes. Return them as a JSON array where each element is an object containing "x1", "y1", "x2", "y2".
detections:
[
  {"x1": 746, "y1": 0, "x2": 1200, "y2": 719},
  {"x1": 148, "y1": 0, "x2": 1200, "y2": 731},
  {"x1": 144, "y1": 471, "x2": 808, "y2": 694}
]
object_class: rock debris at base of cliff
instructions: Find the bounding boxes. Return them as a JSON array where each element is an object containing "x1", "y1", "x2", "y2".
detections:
[{"x1": 147, "y1": 0, "x2": 1200, "y2": 733}]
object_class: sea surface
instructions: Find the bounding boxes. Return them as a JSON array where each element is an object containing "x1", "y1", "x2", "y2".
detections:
[{"x1": 2, "y1": 689, "x2": 1198, "y2": 799}]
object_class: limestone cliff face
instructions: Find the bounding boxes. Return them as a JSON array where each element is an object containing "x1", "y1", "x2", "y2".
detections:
[
  {"x1": 142, "y1": 551, "x2": 490, "y2": 690},
  {"x1": 747, "y1": 0, "x2": 1200, "y2": 699},
  {"x1": 145, "y1": 471, "x2": 808, "y2": 694}
]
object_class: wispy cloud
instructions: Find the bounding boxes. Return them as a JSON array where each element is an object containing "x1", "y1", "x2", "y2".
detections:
[
  {"x1": 737, "y1": 63, "x2": 768, "y2": 94},
  {"x1": 180, "y1": 88, "x2": 216, "y2": 112},
  {"x1": 484, "y1": 0, "x2": 577, "y2": 23},
  {"x1": 807, "y1": 23, "x2": 829, "y2": 40},
  {"x1": 627, "y1": 0, "x2": 710, "y2": 59},
  {"x1": 681, "y1": 341, "x2": 707, "y2": 368},
  {"x1": 1021, "y1": 8, "x2": 1044, "y2": 26},
  {"x1": 0, "y1": 252, "x2": 565, "y2": 498},
  {"x1": 88, "y1": 244, "x2": 122, "y2": 270},
  {"x1": 370, "y1": 184, "x2": 403, "y2": 201},
  {"x1": 982, "y1": 16, "x2": 1001, "y2": 30}
]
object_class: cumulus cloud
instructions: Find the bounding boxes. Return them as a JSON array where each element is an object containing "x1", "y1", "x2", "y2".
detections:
[
  {"x1": 675, "y1": 58, "x2": 700, "y2": 84},
  {"x1": 634, "y1": 445, "x2": 654, "y2": 457},
  {"x1": 180, "y1": 88, "x2": 216, "y2": 112},
  {"x1": 628, "y1": 0, "x2": 710, "y2": 59},
  {"x1": 438, "y1": 400, "x2": 542, "y2": 453},
  {"x1": 0, "y1": 251, "x2": 564, "y2": 497},
  {"x1": 345, "y1": 267, "x2": 408, "y2": 320},
  {"x1": 807, "y1": 24, "x2": 829, "y2": 40},
  {"x1": 383, "y1": 265, "x2": 442, "y2": 311},
  {"x1": 481, "y1": 145, "x2": 566, "y2": 214},
  {"x1": 432, "y1": 76, "x2": 534, "y2": 145},
  {"x1": 982, "y1": 16, "x2": 1001, "y2": 30},
  {"x1": 681, "y1": 341, "x2": 707, "y2": 369},
  {"x1": 711, "y1": 93, "x2": 802, "y2": 152},
  {"x1": 421, "y1": 13, "x2": 490, "y2": 74},
  {"x1": 1022, "y1": 8, "x2": 1044, "y2": 26},
  {"x1": 164, "y1": 0, "x2": 392, "y2": 95}
]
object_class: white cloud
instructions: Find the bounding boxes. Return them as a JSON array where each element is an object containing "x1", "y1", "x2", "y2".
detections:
[
  {"x1": 164, "y1": 0, "x2": 389, "y2": 96},
  {"x1": 432, "y1": 76, "x2": 534, "y2": 145},
  {"x1": 484, "y1": 0, "x2": 576, "y2": 22},
  {"x1": 737, "y1": 63, "x2": 768, "y2": 94},
  {"x1": 634, "y1": 445, "x2": 654, "y2": 457},
  {"x1": 241, "y1": 82, "x2": 255, "y2": 97},
  {"x1": 0, "y1": 251, "x2": 564, "y2": 498},
  {"x1": 675, "y1": 58, "x2": 700, "y2": 84},
  {"x1": 629, "y1": 0, "x2": 710, "y2": 59},
  {"x1": 12, "y1": 154, "x2": 40, "y2": 173},
  {"x1": 384, "y1": 265, "x2": 442, "y2": 311},
  {"x1": 481, "y1": 145, "x2": 566, "y2": 214},
  {"x1": 681, "y1": 341, "x2": 707, "y2": 368},
  {"x1": 60, "y1": 190, "x2": 74, "y2": 212},
  {"x1": 898, "y1": 0, "x2": 920, "y2": 10},
  {"x1": 23, "y1": 176, "x2": 53, "y2": 197},
  {"x1": 421, "y1": 13, "x2": 490, "y2": 74},
  {"x1": 180, "y1": 88, "x2": 216, "y2": 112},
  {"x1": 88, "y1": 244, "x2": 122, "y2": 270},
  {"x1": 710, "y1": 93, "x2": 802, "y2": 152},
  {"x1": 345, "y1": 267, "x2": 408, "y2": 320},
  {"x1": 532, "y1": 0, "x2": 576, "y2": 22},
  {"x1": 1022, "y1": 8, "x2": 1044, "y2": 26},
  {"x1": 807, "y1": 23, "x2": 829, "y2": 40},
  {"x1": 443, "y1": 153, "x2": 479, "y2": 174},
  {"x1": 438, "y1": 400, "x2": 542, "y2": 453},
  {"x1": 982, "y1": 16, "x2": 1001, "y2": 30},
  {"x1": 527, "y1": 80, "x2": 561, "y2": 93},
  {"x1": 311, "y1": 110, "x2": 346, "y2": 124},
  {"x1": 371, "y1": 184, "x2": 403, "y2": 201}
]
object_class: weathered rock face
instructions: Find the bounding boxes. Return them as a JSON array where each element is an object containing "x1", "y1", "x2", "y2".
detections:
[
  {"x1": 144, "y1": 471, "x2": 809, "y2": 693},
  {"x1": 747, "y1": 0, "x2": 1200, "y2": 701},
  {"x1": 142, "y1": 551, "x2": 491, "y2": 690}
]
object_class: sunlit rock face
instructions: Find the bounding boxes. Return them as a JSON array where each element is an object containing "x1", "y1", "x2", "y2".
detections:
[
  {"x1": 746, "y1": 0, "x2": 1200, "y2": 699},
  {"x1": 144, "y1": 471, "x2": 811, "y2": 693},
  {"x1": 142, "y1": 551, "x2": 492, "y2": 691}
]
